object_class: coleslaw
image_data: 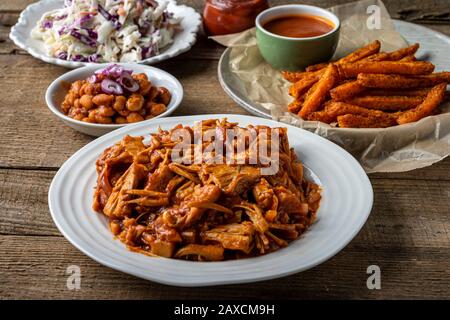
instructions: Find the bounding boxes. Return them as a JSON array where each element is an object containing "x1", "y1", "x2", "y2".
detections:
[{"x1": 31, "y1": 0, "x2": 181, "y2": 62}]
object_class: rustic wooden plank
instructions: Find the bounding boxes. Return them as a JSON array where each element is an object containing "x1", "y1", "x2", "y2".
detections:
[
  {"x1": 369, "y1": 156, "x2": 450, "y2": 181},
  {"x1": 1, "y1": 53, "x2": 450, "y2": 176},
  {"x1": 2, "y1": 28, "x2": 450, "y2": 60},
  {"x1": 2, "y1": 15, "x2": 449, "y2": 58},
  {"x1": 1, "y1": 0, "x2": 342, "y2": 13},
  {"x1": 0, "y1": 54, "x2": 248, "y2": 168},
  {"x1": 0, "y1": 12, "x2": 224, "y2": 58},
  {"x1": 0, "y1": 169, "x2": 57, "y2": 236},
  {"x1": 0, "y1": 234, "x2": 448, "y2": 299},
  {"x1": 0, "y1": 0, "x2": 449, "y2": 302},
  {"x1": 2, "y1": 0, "x2": 450, "y2": 20},
  {"x1": 2, "y1": 0, "x2": 449, "y2": 58},
  {"x1": 0, "y1": 0, "x2": 450, "y2": 55},
  {"x1": 2, "y1": 169, "x2": 449, "y2": 250},
  {"x1": 0, "y1": 0, "x2": 35, "y2": 12},
  {"x1": 3, "y1": 1, "x2": 450, "y2": 27}
]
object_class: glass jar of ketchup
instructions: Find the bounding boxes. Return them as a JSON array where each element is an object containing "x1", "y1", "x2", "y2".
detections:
[{"x1": 203, "y1": 0, "x2": 269, "y2": 36}]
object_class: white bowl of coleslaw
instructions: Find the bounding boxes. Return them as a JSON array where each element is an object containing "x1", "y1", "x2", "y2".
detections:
[
  {"x1": 46, "y1": 63, "x2": 183, "y2": 136},
  {"x1": 10, "y1": 0, "x2": 201, "y2": 68}
]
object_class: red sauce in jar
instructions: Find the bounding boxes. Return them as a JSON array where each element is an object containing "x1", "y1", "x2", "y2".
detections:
[{"x1": 203, "y1": 0, "x2": 269, "y2": 36}]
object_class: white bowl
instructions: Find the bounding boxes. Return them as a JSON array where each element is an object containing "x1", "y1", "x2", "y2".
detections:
[
  {"x1": 10, "y1": 0, "x2": 201, "y2": 68},
  {"x1": 48, "y1": 114, "x2": 374, "y2": 286},
  {"x1": 45, "y1": 63, "x2": 183, "y2": 137}
]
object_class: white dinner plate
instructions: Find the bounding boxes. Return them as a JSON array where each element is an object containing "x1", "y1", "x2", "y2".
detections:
[
  {"x1": 48, "y1": 114, "x2": 373, "y2": 287},
  {"x1": 218, "y1": 20, "x2": 450, "y2": 118},
  {"x1": 45, "y1": 63, "x2": 183, "y2": 136},
  {"x1": 10, "y1": 0, "x2": 201, "y2": 68}
]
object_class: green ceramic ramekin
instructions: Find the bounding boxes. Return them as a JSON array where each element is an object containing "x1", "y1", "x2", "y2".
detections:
[{"x1": 256, "y1": 5, "x2": 340, "y2": 71}]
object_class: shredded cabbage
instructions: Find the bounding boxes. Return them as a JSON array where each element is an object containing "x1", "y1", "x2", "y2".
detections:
[{"x1": 32, "y1": 0, "x2": 181, "y2": 62}]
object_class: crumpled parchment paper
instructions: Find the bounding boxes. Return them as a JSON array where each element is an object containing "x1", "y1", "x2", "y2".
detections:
[{"x1": 212, "y1": 0, "x2": 450, "y2": 173}]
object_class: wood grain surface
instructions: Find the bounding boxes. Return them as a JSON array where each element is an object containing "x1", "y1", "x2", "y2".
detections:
[{"x1": 0, "y1": 0, "x2": 449, "y2": 300}]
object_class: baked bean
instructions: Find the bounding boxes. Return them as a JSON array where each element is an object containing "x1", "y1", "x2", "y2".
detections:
[
  {"x1": 115, "y1": 116, "x2": 127, "y2": 124},
  {"x1": 62, "y1": 73, "x2": 172, "y2": 125},
  {"x1": 147, "y1": 86, "x2": 159, "y2": 101},
  {"x1": 93, "y1": 83, "x2": 102, "y2": 95},
  {"x1": 68, "y1": 107, "x2": 85, "y2": 118},
  {"x1": 61, "y1": 101, "x2": 71, "y2": 113},
  {"x1": 65, "y1": 92, "x2": 77, "y2": 105},
  {"x1": 83, "y1": 83, "x2": 97, "y2": 96},
  {"x1": 71, "y1": 80, "x2": 84, "y2": 96},
  {"x1": 140, "y1": 81, "x2": 152, "y2": 96},
  {"x1": 72, "y1": 114, "x2": 84, "y2": 121},
  {"x1": 133, "y1": 73, "x2": 152, "y2": 95},
  {"x1": 113, "y1": 96, "x2": 126, "y2": 112},
  {"x1": 95, "y1": 114, "x2": 113, "y2": 124},
  {"x1": 127, "y1": 112, "x2": 144, "y2": 123},
  {"x1": 126, "y1": 94, "x2": 144, "y2": 111},
  {"x1": 158, "y1": 87, "x2": 171, "y2": 105},
  {"x1": 138, "y1": 108, "x2": 147, "y2": 116},
  {"x1": 88, "y1": 109, "x2": 97, "y2": 122},
  {"x1": 118, "y1": 109, "x2": 130, "y2": 117},
  {"x1": 74, "y1": 98, "x2": 81, "y2": 109},
  {"x1": 97, "y1": 105, "x2": 116, "y2": 117},
  {"x1": 92, "y1": 94, "x2": 114, "y2": 106},
  {"x1": 149, "y1": 102, "x2": 167, "y2": 116},
  {"x1": 79, "y1": 95, "x2": 94, "y2": 110},
  {"x1": 79, "y1": 83, "x2": 88, "y2": 96}
]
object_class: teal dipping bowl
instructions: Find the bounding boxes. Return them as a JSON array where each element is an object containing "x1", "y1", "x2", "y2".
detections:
[{"x1": 256, "y1": 5, "x2": 340, "y2": 71}]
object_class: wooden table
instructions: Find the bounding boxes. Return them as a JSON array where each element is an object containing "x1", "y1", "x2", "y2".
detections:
[{"x1": 1, "y1": 0, "x2": 449, "y2": 300}]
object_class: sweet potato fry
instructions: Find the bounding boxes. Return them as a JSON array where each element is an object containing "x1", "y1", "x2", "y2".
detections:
[
  {"x1": 339, "y1": 40, "x2": 381, "y2": 64},
  {"x1": 308, "y1": 102, "x2": 379, "y2": 124},
  {"x1": 299, "y1": 64, "x2": 338, "y2": 118},
  {"x1": 286, "y1": 41, "x2": 381, "y2": 82},
  {"x1": 400, "y1": 55, "x2": 417, "y2": 62},
  {"x1": 307, "y1": 44, "x2": 418, "y2": 76},
  {"x1": 330, "y1": 80, "x2": 366, "y2": 101},
  {"x1": 306, "y1": 63, "x2": 328, "y2": 72},
  {"x1": 287, "y1": 99, "x2": 303, "y2": 114},
  {"x1": 365, "y1": 88, "x2": 432, "y2": 97},
  {"x1": 307, "y1": 110, "x2": 334, "y2": 123},
  {"x1": 357, "y1": 72, "x2": 450, "y2": 89},
  {"x1": 339, "y1": 61, "x2": 435, "y2": 78},
  {"x1": 289, "y1": 73, "x2": 322, "y2": 99},
  {"x1": 397, "y1": 83, "x2": 446, "y2": 125},
  {"x1": 345, "y1": 96, "x2": 424, "y2": 111},
  {"x1": 282, "y1": 71, "x2": 304, "y2": 83},
  {"x1": 285, "y1": 41, "x2": 448, "y2": 125},
  {"x1": 363, "y1": 44, "x2": 419, "y2": 62},
  {"x1": 364, "y1": 52, "x2": 390, "y2": 62},
  {"x1": 304, "y1": 80, "x2": 320, "y2": 100},
  {"x1": 337, "y1": 114, "x2": 398, "y2": 128},
  {"x1": 387, "y1": 43, "x2": 420, "y2": 61},
  {"x1": 325, "y1": 102, "x2": 391, "y2": 121}
]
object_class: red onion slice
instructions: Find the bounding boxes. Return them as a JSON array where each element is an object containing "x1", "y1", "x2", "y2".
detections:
[
  {"x1": 95, "y1": 64, "x2": 126, "y2": 79},
  {"x1": 87, "y1": 74, "x2": 98, "y2": 84},
  {"x1": 108, "y1": 64, "x2": 124, "y2": 78},
  {"x1": 119, "y1": 73, "x2": 139, "y2": 92},
  {"x1": 101, "y1": 79, "x2": 123, "y2": 95}
]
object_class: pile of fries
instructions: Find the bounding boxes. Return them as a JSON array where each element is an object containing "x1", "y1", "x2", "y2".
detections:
[{"x1": 283, "y1": 41, "x2": 450, "y2": 128}]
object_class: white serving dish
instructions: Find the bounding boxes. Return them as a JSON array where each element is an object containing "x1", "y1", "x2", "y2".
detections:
[
  {"x1": 218, "y1": 20, "x2": 450, "y2": 119},
  {"x1": 45, "y1": 63, "x2": 183, "y2": 136},
  {"x1": 10, "y1": 0, "x2": 201, "y2": 68},
  {"x1": 48, "y1": 114, "x2": 374, "y2": 286}
]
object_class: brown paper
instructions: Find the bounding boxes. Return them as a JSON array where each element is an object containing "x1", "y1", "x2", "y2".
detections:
[{"x1": 212, "y1": 0, "x2": 450, "y2": 173}]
